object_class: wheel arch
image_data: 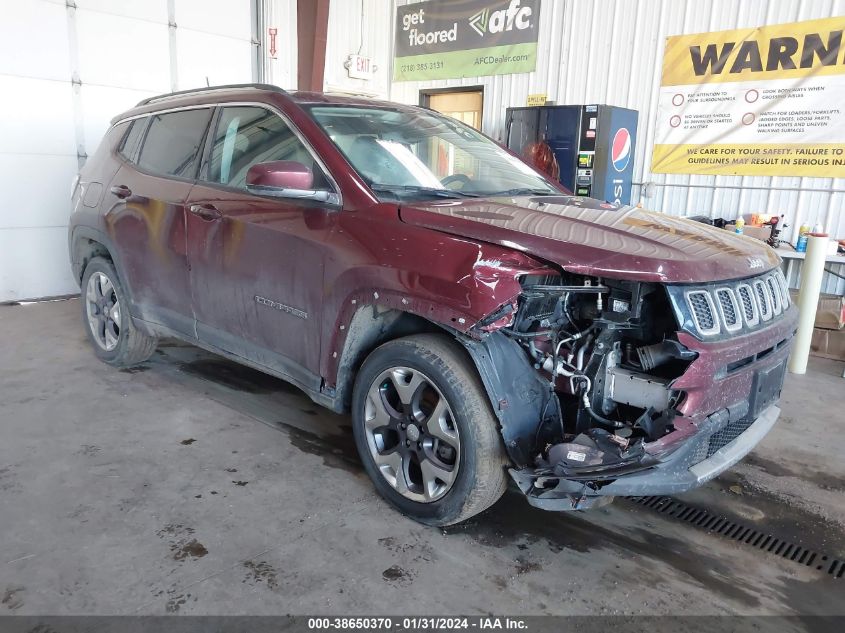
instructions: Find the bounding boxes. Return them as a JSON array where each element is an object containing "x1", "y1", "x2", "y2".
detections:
[
  {"x1": 457, "y1": 331, "x2": 560, "y2": 468},
  {"x1": 70, "y1": 226, "x2": 147, "y2": 330},
  {"x1": 330, "y1": 304, "x2": 457, "y2": 414},
  {"x1": 72, "y1": 235, "x2": 112, "y2": 284}
]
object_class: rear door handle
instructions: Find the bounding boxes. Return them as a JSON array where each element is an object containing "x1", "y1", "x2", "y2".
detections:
[
  {"x1": 110, "y1": 184, "x2": 132, "y2": 199},
  {"x1": 189, "y1": 204, "x2": 222, "y2": 221}
]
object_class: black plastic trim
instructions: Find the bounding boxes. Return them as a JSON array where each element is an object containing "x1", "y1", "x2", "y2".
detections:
[{"x1": 458, "y1": 331, "x2": 560, "y2": 467}]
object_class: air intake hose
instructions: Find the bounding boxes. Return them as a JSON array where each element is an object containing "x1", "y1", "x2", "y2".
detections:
[
  {"x1": 636, "y1": 342, "x2": 675, "y2": 371},
  {"x1": 636, "y1": 340, "x2": 697, "y2": 371}
]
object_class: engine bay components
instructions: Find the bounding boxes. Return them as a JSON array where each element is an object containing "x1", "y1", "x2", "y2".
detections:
[
  {"x1": 472, "y1": 271, "x2": 698, "y2": 480},
  {"x1": 606, "y1": 366, "x2": 671, "y2": 411}
]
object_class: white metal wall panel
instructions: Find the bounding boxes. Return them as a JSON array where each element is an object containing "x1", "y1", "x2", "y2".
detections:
[
  {"x1": 265, "y1": 0, "x2": 298, "y2": 89},
  {"x1": 0, "y1": 0, "x2": 80, "y2": 301},
  {"x1": 0, "y1": 0, "x2": 71, "y2": 82},
  {"x1": 80, "y1": 84, "x2": 158, "y2": 153},
  {"x1": 74, "y1": 3, "x2": 172, "y2": 155},
  {"x1": 75, "y1": 0, "x2": 167, "y2": 22},
  {"x1": 177, "y1": 0, "x2": 253, "y2": 37},
  {"x1": 0, "y1": 0, "x2": 258, "y2": 301},
  {"x1": 75, "y1": 9, "x2": 171, "y2": 91},
  {"x1": 176, "y1": 0, "x2": 254, "y2": 88},
  {"x1": 175, "y1": 29, "x2": 254, "y2": 88},
  {"x1": 390, "y1": 0, "x2": 845, "y2": 275},
  {"x1": 323, "y1": 0, "x2": 392, "y2": 97}
]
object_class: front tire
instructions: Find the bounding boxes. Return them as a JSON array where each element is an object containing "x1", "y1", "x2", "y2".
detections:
[
  {"x1": 351, "y1": 334, "x2": 508, "y2": 526},
  {"x1": 81, "y1": 257, "x2": 157, "y2": 367}
]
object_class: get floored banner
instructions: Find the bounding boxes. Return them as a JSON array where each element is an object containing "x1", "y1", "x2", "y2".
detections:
[
  {"x1": 652, "y1": 16, "x2": 845, "y2": 177},
  {"x1": 393, "y1": 0, "x2": 540, "y2": 81}
]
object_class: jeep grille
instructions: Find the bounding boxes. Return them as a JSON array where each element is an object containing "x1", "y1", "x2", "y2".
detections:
[{"x1": 673, "y1": 269, "x2": 790, "y2": 338}]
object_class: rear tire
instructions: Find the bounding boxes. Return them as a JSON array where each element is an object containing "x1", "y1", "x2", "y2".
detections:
[
  {"x1": 81, "y1": 257, "x2": 157, "y2": 367},
  {"x1": 351, "y1": 334, "x2": 509, "y2": 526}
]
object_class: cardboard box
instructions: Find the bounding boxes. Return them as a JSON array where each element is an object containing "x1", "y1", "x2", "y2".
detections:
[
  {"x1": 810, "y1": 327, "x2": 845, "y2": 361},
  {"x1": 817, "y1": 295, "x2": 845, "y2": 330},
  {"x1": 740, "y1": 225, "x2": 771, "y2": 241},
  {"x1": 789, "y1": 290, "x2": 845, "y2": 330}
]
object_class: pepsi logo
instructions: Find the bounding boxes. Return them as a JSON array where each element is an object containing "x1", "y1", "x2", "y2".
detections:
[{"x1": 611, "y1": 128, "x2": 631, "y2": 173}]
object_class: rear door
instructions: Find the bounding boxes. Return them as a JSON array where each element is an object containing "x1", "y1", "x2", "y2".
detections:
[
  {"x1": 107, "y1": 107, "x2": 213, "y2": 335},
  {"x1": 185, "y1": 105, "x2": 339, "y2": 387}
]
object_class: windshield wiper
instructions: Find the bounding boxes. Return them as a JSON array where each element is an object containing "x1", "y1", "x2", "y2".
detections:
[
  {"x1": 370, "y1": 184, "x2": 480, "y2": 199},
  {"x1": 487, "y1": 188, "x2": 560, "y2": 197}
]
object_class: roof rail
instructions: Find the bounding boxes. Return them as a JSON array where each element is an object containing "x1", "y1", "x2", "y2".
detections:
[{"x1": 135, "y1": 83, "x2": 287, "y2": 107}]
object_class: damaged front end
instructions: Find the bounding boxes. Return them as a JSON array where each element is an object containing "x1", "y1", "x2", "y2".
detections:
[{"x1": 461, "y1": 268, "x2": 796, "y2": 511}]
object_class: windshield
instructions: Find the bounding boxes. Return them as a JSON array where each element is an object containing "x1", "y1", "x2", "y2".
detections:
[{"x1": 306, "y1": 105, "x2": 562, "y2": 201}]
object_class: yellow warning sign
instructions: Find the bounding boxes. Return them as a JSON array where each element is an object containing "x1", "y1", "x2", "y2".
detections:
[{"x1": 652, "y1": 16, "x2": 845, "y2": 177}]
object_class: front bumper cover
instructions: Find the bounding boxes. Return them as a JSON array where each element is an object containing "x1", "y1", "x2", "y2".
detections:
[{"x1": 509, "y1": 403, "x2": 781, "y2": 511}]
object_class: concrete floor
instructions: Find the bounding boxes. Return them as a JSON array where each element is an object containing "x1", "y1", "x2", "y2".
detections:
[{"x1": 1, "y1": 298, "x2": 844, "y2": 616}]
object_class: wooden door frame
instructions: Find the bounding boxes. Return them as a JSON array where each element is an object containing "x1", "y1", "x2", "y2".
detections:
[{"x1": 419, "y1": 86, "x2": 485, "y2": 129}]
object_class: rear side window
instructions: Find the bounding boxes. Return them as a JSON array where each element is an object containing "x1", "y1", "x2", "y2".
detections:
[
  {"x1": 206, "y1": 106, "x2": 331, "y2": 191},
  {"x1": 137, "y1": 108, "x2": 212, "y2": 178},
  {"x1": 119, "y1": 118, "x2": 146, "y2": 162}
]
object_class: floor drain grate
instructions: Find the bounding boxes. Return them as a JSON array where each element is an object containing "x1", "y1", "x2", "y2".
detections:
[{"x1": 631, "y1": 496, "x2": 844, "y2": 579}]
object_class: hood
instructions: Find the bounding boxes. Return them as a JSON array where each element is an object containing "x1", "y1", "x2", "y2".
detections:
[{"x1": 398, "y1": 196, "x2": 780, "y2": 284}]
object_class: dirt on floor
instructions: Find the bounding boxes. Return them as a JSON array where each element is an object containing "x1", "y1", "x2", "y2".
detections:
[{"x1": 0, "y1": 299, "x2": 843, "y2": 617}]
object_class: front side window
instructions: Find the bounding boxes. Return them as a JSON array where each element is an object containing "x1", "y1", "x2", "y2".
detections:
[
  {"x1": 137, "y1": 108, "x2": 212, "y2": 178},
  {"x1": 207, "y1": 106, "x2": 331, "y2": 191},
  {"x1": 306, "y1": 105, "x2": 560, "y2": 201}
]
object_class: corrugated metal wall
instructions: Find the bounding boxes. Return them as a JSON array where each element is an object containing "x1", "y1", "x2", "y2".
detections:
[
  {"x1": 386, "y1": 0, "x2": 845, "y2": 293},
  {"x1": 324, "y1": 0, "x2": 392, "y2": 97}
]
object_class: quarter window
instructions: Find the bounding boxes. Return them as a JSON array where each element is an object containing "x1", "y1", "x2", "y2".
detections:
[
  {"x1": 137, "y1": 108, "x2": 212, "y2": 178},
  {"x1": 207, "y1": 106, "x2": 330, "y2": 191},
  {"x1": 119, "y1": 118, "x2": 146, "y2": 162}
]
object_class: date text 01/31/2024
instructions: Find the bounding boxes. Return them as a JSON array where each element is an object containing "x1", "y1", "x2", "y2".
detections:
[{"x1": 307, "y1": 617, "x2": 529, "y2": 630}]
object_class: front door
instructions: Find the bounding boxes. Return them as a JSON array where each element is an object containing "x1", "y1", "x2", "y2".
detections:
[{"x1": 185, "y1": 105, "x2": 338, "y2": 389}]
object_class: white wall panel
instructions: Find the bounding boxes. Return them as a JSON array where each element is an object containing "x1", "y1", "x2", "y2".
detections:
[
  {"x1": 0, "y1": 76, "x2": 77, "y2": 156},
  {"x1": 0, "y1": 0, "x2": 257, "y2": 301},
  {"x1": 74, "y1": 0, "x2": 168, "y2": 24},
  {"x1": 75, "y1": 10, "x2": 171, "y2": 92},
  {"x1": 265, "y1": 0, "x2": 298, "y2": 89},
  {"x1": 389, "y1": 0, "x2": 845, "y2": 291},
  {"x1": 176, "y1": 0, "x2": 254, "y2": 90},
  {"x1": 323, "y1": 0, "x2": 392, "y2": 97},
  {"x1": 0, "y1": 228, "x2": 78, "y2": 301},
  {"x1": 177, "y1": 0, "x2": 252, "y2": 39},
  {"x1": 0, "y1": 155, "x2": 79, "y2": 230},
  {"x1": 0, "y1": 0, "x2": 70, "y2": 82},
  {"x1": 80, "y1": 85, "x2": 158, "y2": 152},
  {"x1": 176, "y1": 30, "x2": 254, "y2": 88}
]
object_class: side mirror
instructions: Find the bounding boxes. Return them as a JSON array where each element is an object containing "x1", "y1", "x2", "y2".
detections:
[
  {"x1": 247, "y1": 160, "x2": 313, "y2": 190},
  {"x1": 245, "y1": 161, "x2": 339, "y2": 205}
]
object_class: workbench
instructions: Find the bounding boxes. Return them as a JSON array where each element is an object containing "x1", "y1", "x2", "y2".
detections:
[{"x1": 776, "y1": 245, "x2": 845, "y2": 294}]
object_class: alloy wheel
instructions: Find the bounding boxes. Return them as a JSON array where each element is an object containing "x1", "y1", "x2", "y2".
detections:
[
  {"x1": 363, "y1": 367, "x2": 461, "y2": 503},
  {"x1": 85, "y1": 272, "x2": 121, "y2": 351}
]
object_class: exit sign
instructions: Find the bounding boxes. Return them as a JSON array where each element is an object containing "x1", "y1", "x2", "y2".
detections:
[{"x1": 346, "y1": 54, "x2": 375, "y2": 80}]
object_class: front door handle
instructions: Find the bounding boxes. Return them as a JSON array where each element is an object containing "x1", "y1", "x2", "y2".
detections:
[
  {"x1": 110, "y1": 184, "x2": 132, "y2": 199},
  {"x1": 189, "y1": 204, "x2": 222, "y2": 221}
]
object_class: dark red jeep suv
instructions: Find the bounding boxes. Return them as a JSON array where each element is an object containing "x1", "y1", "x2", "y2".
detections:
[{"x1": 70, "y1": 84, "x2": 797, "y2": 525}]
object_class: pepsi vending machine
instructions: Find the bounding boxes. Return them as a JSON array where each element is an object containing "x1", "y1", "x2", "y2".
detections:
[{"x1": 505, "y1": 104, "x2": 638, "y2": 205}]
